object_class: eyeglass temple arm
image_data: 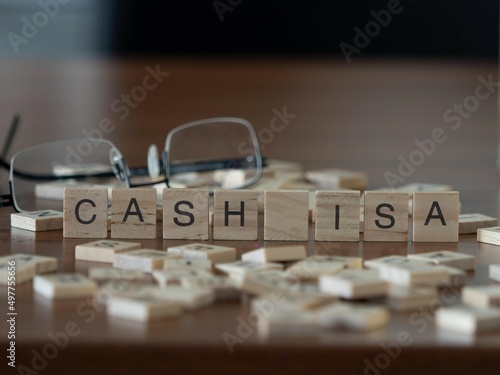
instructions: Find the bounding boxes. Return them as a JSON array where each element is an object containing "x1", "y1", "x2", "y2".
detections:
[{"x1": 1, "y1": 114, "x2": 20, "y2": 160}]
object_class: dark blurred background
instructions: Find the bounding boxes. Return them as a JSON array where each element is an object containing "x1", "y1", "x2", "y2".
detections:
[{"x1": 0, "y1": 0, "x2": 498, "y2": 59}]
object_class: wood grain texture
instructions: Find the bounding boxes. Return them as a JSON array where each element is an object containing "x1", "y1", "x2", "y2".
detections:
[
  {"x1": 315, "y1": 190, "x2": 360, "y2": 241},
  {"x1": 412, "y1": 192, "x2": 459, "y2": 242},
  {"x1": 264, "y1": 190, "x2": 309, "y2": 241},
  {"x1": 63, "y1": 187, "x2": 108, "y2": 238},
  {"x1": 11, "y1": 210, "x2": 63, "y2": 232},
  {"x1": 111, "y1": 188, "x2": 157, "y2": 239},
  {"x1": 213, "y1": 190, "x2": 259, "y2": 240},
  {"x1": 163, "y1": 188, "x2": 209, "y2": 240},
  {"x1": 363, "y1": 191, "x2": 409, "y2": 242}
]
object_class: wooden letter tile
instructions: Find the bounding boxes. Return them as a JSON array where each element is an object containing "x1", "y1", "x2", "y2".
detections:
[
  {"x1": 490, "y1": 264, "x2": 500, "y2": 282},
  {"x1": 163, "y1": 258, "x2": 213, "y2": 271},
  {"x1": 408, "y1": 250, "x2": 475, "y2": 271},
  {"x1": 364, "y1": 191, "x2": 409, "y2": 242},
  {"x1": 33, "y1": 273, "x2": 97, "y2": 299},
  {"x1": 113, "y1": 249, "x2": 180, "y2": 273},
  {"x1": 111, "y1": 188, "x2": 156, "y2": 239},
  {"x1": 315, "y1": 191, "x2": 360, "y2": 241},
  {"x1": 213, "y1": 190, "x2": 259, "y2": 240},
  {"x1": 264, "y1": 190, "x2": 309, "y2": 241},
  {"x1": 317, "y1": 302, "x2": 389, "y2": 332},
  {"x1": 412, "y1": 192, "x2": 459, "y2": 242},
  {"x1": 75, "y1": 240, "x2": 141, "y2": 263},
  {"x1": 459, "y1": 213, "x2": 498, "y2": 234},
  {"x1": 462, "y1": 285, "x2": 500, "y2": 309},
  {"x1": 167, "y1": 243, "x2": 236, "y2": 264},
  {"x1": 435, "y1": 306, "x2": 500, "y2": 335},
  {"x1": 107, "y1": 293, "x2": 183, "y2": 322},
  {"x1": 319, "y1": 269, "x2": 388, "y2": 299},
  {"x1": 63, "y1": 187, "x2": 108, "y2": 238},
  {"x1": 241, "y1": 245, "x2": 306, "y2": 263},
  {"x1": 477, "y1": 226, "x2": 500, "y2": 246},
  {"x1": 163, "y1": 188, "x2": 209, "y2": 240},
  {"x1": 0, "y1": 255, "x2": 36, "y2": 285},
  {"x1": 11, "y1": 210, "x2": 63, "y2": 232},
  {"x1": 88, "y1": 268, "x2": 146, "y2": 281},
  {"x1": 215, "y1": 260, "x2": 283, "y2": 276}
]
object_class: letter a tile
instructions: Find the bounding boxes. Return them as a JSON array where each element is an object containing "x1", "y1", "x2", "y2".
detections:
[
  {"x1": 112, "y1": 189, "x2": 156, "y2": 239},
  {"x1": 412, "y1": 192, "x2": 459, "y2": 242}
]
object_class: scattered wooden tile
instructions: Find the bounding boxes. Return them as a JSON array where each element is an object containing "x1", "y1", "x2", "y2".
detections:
[
  {"x1": 107, "y1": 293, "x2": 183, "y2": 322},
  {"x1": 257, "y1": 310, "x2": 318, "y2": 337},
  {"x1": 63, "y1": 187, "x2": 108, "y2": 238},
  {"x1": 33, "y1": 273, "x2": 97, "y2": 299},
  {"x1": 242, "y1": 245, "x2": 306, "y2": 263},
  {"x1": 408, "y1": 250, "x2": 475, "y2": 271},
  {"x1": 314, "y1": 191, "x2": 360, "y2": 241},
  {"x1": 213, "y1": 190, "x2": 259, "y2": 240},
  {"x1": 462, "y1": 285, "x2": 500, "y2": 309},
  {"x1": 305, "y1": 169, "x2": 368, "y2": 190},
  {"x1": 412, "y1": 192, "x2": 459, "y2": 242},
  {"x1": 163, "y1": 188, "x2": 209, "y2": 240},
  {"x1": 435, "y1": 306, "x2": 500, "y2": 335},
  {"x1": 363, "y1": 191, "x2": 409, "y2": 242},
  {"x1": 234, "y1": 270, "x2": 292, "y2": 296},
  {"x1": 253, "y1": 294, "x2": 334, "y2": 314},
  {"x1": 0, "y1": 255, "x2": 36, "y2": 285},
  {"x1": 477, "y1": 226, "x2": 500, "y2": 246},
  {"x1": 75, "y1": 240, "x2": 141, "y2": 263},
  {"x1": 285, "y1": 257, "x2": 346, "y2": 280},
  {"x1": 163, "y1": 258, "x2": 213, "y2": 271},
  {"x1": 111, "y1": 188, "x2": 157, "y2": 239},
  {"x1": 99, "y1": 281, "x2": 157, "y2": 302},
  {"x1": 377, "y1": 262, "x2": 450, "y2": 287},
  {"x1": 319, "y1": 269, "x2": 388, "y2": 299},
  {"x1": 113, "y1": 249, "x2": 180, "y2": 273},
  {"x1": 287, "y1": 282, "x2": 335, "y2": 299},
  {"x1": 181, "y1": 276, "x2": 240, "y2": 301},
  {"x1": 152, "y1": 269, "x2": 214, "y2": 288},
  {"x1": 215, "y1": 260, "x2": 283, "y2": 276},
  {"x1": 459, "y1": 213, "x2": 498, "y2": 234},
  {"x1": 264, "y1": 190, "x2": 309, "y2": 241},
  {"x1": 385, "y1": 285, "x2": 438, "y2": 312},
  {"x1": 152, "y1": 286, "x2": 216, "y2": 311},
  {"x1": 88, "y1": 268, "x2": 146, "y2": 281},
  {"x1": 438, "y1": 265, "x2": 467, "y2": 287},
  {"x1": 4, "y1": 253, "x2": 58, "y2": 274},
  {"x1": 317, "y1": 302, "x2": 389, "y2": 331},
  {"x1": 11, "y1": 210, "x2": 63, "y2": 232},
  {"x1": 167, "y1": 243, "x2": 236, "y2": 263},
  {"x1": 490, "y1": 264, "x2": 500, "y2": 282},
  {"x1": 364, "y1": 255, "x2": 427, "y2": 269},
  {"x1": 387, "y1": 183, "x2": 452, "y2": 193}
]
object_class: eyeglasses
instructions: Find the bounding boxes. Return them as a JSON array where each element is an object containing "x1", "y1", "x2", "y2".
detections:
[{"x1": 0, "y1": 116, "x2": 263, "y2": 213}]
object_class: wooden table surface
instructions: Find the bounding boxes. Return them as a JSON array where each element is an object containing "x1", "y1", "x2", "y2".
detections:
[{"x1": 1, "y1": 58, "x2": 500, "y2": 375}]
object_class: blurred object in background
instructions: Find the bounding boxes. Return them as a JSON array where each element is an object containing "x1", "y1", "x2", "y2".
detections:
[{"x1": 0, "y1": 0, "x2": 112, "y2": 56}]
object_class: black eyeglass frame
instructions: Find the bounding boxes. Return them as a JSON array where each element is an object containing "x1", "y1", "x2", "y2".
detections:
[{"x1": 0, "y1": 117, "x2": 264, "y2": 213}]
